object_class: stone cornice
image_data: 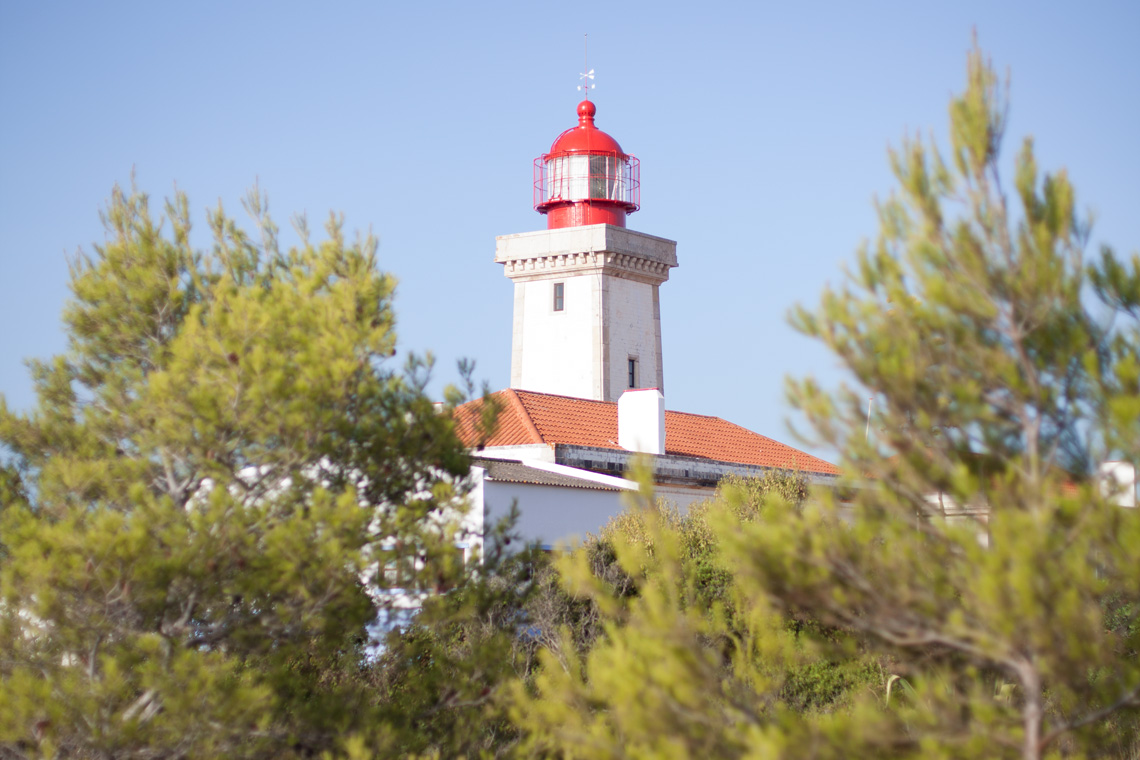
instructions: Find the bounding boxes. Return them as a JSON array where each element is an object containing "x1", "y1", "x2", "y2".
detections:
[
  {"x1": 500, "y1": 250, "x2": 673, "y2": 284},
  {"x1": 495, "y1": 224, "x2": 678, "y2": 285}
]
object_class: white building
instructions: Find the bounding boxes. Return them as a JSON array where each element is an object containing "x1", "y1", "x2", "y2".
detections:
[
  {"x1": 456, "y1": 96, "x2": 840, "y2": 548},
  {"x1": 454, "y1": 94, "x2": 1136, "y2": 561}
]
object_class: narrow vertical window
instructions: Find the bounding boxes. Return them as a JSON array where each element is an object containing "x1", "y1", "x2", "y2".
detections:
[
  {"x1": 628, "y1": 358, "x2": 638, "y2": 389},
  {"x1": 553, "y1": 282, "x2": 565, "y2": 311}
]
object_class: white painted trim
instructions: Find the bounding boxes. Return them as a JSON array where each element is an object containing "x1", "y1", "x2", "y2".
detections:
[{"x1": 474, "y1": 444, "x2": 555, "y2": 463}]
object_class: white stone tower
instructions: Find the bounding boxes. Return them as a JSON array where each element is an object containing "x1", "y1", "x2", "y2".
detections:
[{"x1": 496, "y1": 99, "x2": 677, "y2": 402}]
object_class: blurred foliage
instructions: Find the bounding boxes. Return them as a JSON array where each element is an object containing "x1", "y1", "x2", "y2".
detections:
[
  {"x1": 503, "y1": 38, "x2": 1140, "y2": 760},
  {"x1": 506, "y1": 466, "x2": 891, "y2": 758},
  {"x1": 0, "y1": 183, "x2": 493, "y2": 758}
]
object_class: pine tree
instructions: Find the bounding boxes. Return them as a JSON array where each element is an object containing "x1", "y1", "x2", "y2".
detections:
[
  {"x1": 507, "y1": 469, "x2": 862, "y2": 759},
  {"x1": 739, "y1": 40, "x2": 1140, "y2": 758},
  {"x1": 507, "y1": 40, "x2": 1140, "y2": 759},
  {"x1": 0, "y1": 184, "x2": 477, "y2": 757}
]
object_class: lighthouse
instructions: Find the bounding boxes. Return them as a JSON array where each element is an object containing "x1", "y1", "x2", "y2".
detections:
[{"x1": 495, "y1": 97, "x2": 678, "y2": 402}]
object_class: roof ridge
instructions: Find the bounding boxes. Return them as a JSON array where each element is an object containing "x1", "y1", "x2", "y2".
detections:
[
  {"x1": 663, "y1": 408, "x2": 723, "y2": 421},
  {"x1": 502, "y1": 389, "x2": 545, "y2": 444},
  {"x1": 513, "y1": 388, "x2": 615, "y2": 406}
]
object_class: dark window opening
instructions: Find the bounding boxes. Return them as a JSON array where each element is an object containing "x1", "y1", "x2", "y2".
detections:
[
  {"x1": 628, "y1": 358, "x2": 638, "y2": 389},
  {"x1": 589, "y1": 154, "x2": 610, "y2": 199},
  {"x1": 553, "y1": 282, "x2": 565, "y2": 311}
]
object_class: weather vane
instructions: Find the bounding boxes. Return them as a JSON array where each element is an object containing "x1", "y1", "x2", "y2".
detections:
[{"x1": 577, "y1": 33, "x2": 595, "y2": 98}]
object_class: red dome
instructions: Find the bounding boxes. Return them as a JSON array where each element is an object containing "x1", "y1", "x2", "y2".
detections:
[{"x1": 546, "y1": 99, "x2": 627, "y2": 157}]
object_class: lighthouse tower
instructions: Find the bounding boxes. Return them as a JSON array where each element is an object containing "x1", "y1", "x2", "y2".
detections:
[{"x1": 495, "y1": 98, "x2": 677, "y2": 402}]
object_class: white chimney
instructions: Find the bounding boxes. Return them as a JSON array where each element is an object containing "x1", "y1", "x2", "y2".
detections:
[
  {"x1": 618, "y1": 389, "x2": 665, "y2": 455},
  {"x1": 1100, "y1": 461, "x2": 1137, "y2": 508}
]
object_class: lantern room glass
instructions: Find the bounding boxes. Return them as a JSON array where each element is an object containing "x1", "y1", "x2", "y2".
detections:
[{"x1": 544, "y1": 154, "x2": 633, "y2": 205}]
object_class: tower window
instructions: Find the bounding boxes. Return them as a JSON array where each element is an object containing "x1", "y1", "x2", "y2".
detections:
[
  {"x1": 628, "y1": 358, "x2": 638, "y2": 389},
  {"x1": 553, "y1": 282, "x2": 565, "y2": 311}
]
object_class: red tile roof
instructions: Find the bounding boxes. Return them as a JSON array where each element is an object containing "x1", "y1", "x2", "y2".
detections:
[{"x1": 455, "y1": 389, "x2": 839, "y2": 476}]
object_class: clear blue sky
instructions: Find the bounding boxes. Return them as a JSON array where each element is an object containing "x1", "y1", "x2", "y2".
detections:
[{"x1": 2, "y1": 0, "x2": 1138, "y2": 460}]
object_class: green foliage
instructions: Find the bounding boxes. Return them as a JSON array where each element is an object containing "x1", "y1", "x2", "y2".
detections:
[
  {"x1": 572, "y1": 469, "x2": 809, "y2": 611},
  {"x1": 780, "y1": 656, "x2": 880, "y2": 714},
  {"x1": 762, "y1": 40, "x2": 1140, "y2": 758},
  {"x1": 507, "y1": 40, "x2": 1140, "y2": 760},
  {"x1": 358, "y1": 540, "x2": 546, "y2": 759},
  {"x1": 509, "y1": 496, "x2": 789, "y2": 759},
  {"x1": 507, "y1": 470, "x2": 888, "y2": 757},
  {"x1": 681, "y1": 472, "x2": 809, "y2": 607},
  {"x1": 0, "y1": 184, "x2": 479, "y2": 758}
]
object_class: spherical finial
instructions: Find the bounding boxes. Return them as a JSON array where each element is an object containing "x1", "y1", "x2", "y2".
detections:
[{"x1": 577, "y1": 99, "x2": 596, "y2": 125}]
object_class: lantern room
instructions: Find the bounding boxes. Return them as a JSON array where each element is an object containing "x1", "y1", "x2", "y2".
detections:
[{"x1": 533, "y1": 100, "x2": 641, "y2": 229}]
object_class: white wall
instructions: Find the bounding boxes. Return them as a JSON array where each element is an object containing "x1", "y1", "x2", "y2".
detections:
[
  {"x1": 514, "y1": 275, "x2": 599, "y2": 399},
  {"x1": 482, "y1": 479, "x2": 629, "y2": 548},
  {"x1": 654, "y1": 483, "x2": 714, "y2": 512},
  {"x1": 604, "y1": 276, "x2": 661, "y2": 400},
  {"x1": 1100, "y1": 461, "x2": 1137, "y2": 507},
  {"x1": 511, "y1": 273, "x2": 663, "y2": 402}
]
